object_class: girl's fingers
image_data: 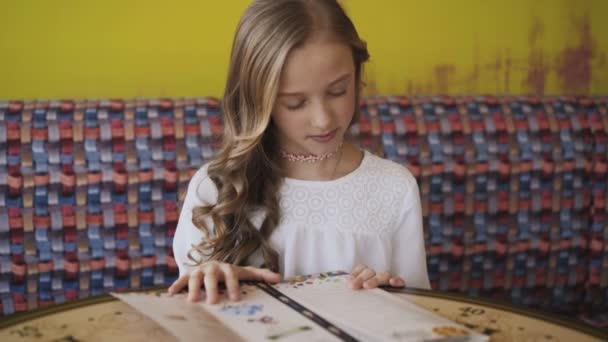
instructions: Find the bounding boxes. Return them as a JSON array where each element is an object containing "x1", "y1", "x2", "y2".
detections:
[
  {"x1": 238, "y1": 266, "x2": 282, "y2": 283},
  {"x1": 203, "y1": 265, "x2": 221, "y2": 304},
  {"x1": 187, "y1": 270, "x2": 204, "y2": 302},
  {"x1": 350, "y1": 264, "x2": 367, "y2": 278},
  {"x1": 259, "y1": 269, "x2": 283, "y2": 283},
  {"x1": 389, "y1": 277, "x2": 406, "y2": 288},
  {"x1": 221, "y1": 264, "x2": 241, "y2": 301},
  {"x1": 364, "y1": 271, "x2": 392, "y2": 289},
  {"x1": 349, "y1": 264, "x2": 369, "y2": 289},
  {"x1": 351, "y1": 267, "x2": 375, "y2": 289},
  {"x1": 358, "y1": 267, "x2": 376, "y2": 281},
  {"x1": 168, "y1": 274, "x2": 189, "y2": 295},
  {"x1": 179, "y1": 263, "x2": 282, "y2": 303},
  {"x1": 362, "y1": 277, "x2": 378, "y2": 289}
]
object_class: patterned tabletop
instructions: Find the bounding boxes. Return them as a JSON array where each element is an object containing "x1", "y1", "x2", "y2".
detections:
[{"x1": 0, "y1": 287, "x2": 605, "y2": 342}]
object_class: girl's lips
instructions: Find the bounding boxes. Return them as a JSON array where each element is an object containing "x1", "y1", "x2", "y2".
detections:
[{"x1": 309, "y1": 129, "x2": 337, "y2": 143}]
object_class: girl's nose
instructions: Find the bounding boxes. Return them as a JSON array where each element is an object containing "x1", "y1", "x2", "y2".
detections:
[{"x1": 310, "y1": 100, "x2": 333, "y2": 130}]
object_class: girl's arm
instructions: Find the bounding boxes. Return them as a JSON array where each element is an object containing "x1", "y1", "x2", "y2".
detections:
[
  {"x1": 172, "y1": 166, "x2": 209, "y2": 277},
  {"x1": 348, "y1": 167, "x2": 430, "y2": 290},
  {"x1": 390, "y1": 174, "x2": 431, "y2": 289},
  {"x1": 169, "y1": 165, "x2": 282, "y2": 303}
]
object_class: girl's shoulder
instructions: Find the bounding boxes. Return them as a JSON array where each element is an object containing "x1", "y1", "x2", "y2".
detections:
[
  {"x1": 358, "y1": 152, "x2": 421, "y2": 212},
  {"x1": 361, "y1": 151, "x2": 418, "y2": 188},
  {"x1": 186, "y1": 162, "x2": 219, "y2": 205}
]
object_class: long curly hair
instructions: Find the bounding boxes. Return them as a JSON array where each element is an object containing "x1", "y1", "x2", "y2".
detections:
[{"x1": 188, "y1": 0, "x2": 370, "y2": 272}]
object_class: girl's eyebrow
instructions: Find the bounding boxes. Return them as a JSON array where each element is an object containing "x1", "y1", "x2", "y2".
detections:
[
  {"x1": 327, "y1": 73, "x2": 351, "y2": 86},
  {"x1": 278, "y1": 73, "x2": 352, "y2": 97}
]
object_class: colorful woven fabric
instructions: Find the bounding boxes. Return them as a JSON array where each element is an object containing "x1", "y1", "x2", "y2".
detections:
[{"x1": 0, "y1": 96, "x2": 606, "y2": 322}]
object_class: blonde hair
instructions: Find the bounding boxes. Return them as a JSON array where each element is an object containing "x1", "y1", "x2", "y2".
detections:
[{"x1": 189, "y1": 0, "x2": 370, "y2": 271}]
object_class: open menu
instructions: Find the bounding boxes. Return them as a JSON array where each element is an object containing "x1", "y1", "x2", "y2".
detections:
[{"x1": 112, "y1": 271, "x2": 488, "y2": 341}]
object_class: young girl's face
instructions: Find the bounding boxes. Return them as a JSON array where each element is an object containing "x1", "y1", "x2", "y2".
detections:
[{"x1": 272, "y1": 32, "x2": 356, "y2": 156}]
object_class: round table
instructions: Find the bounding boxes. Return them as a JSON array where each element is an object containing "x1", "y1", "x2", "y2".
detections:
[{"x1": 0, "y1": 287, "x2": 606, "y2": 341}]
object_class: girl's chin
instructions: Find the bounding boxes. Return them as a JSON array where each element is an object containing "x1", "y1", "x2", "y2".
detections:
[
  {"x1": 304, "y1": 144, "x2": 342, "y2": 156},
  {"x1": 281, "y1": 138, "x2": 344, "y2": 157}
]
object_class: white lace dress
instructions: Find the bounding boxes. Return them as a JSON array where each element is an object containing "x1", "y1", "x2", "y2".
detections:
[{"x1": 173, "y1": 150, "x2": 431, "y2": 289}]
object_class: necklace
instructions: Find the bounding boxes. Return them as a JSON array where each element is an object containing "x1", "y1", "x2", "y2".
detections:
[
  {"x1": 280, "y1": 142, "x2": 345, "y2": 180},
  {"x1": 279, "y1": 141, "x2": 343, "y2": 163}
]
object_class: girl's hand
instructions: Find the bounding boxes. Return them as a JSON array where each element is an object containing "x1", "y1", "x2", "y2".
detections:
[
  {"x1": 348, "y1": 264, "x2": 406, "y2": 290},
  {"x1": 167, "y1": 261, "x2": 282, "y2": 304}
]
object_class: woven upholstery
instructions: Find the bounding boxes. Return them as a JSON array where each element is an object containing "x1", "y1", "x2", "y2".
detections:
[{"x1": 0, "y1": 96, "x2": 606, "y2": 320}]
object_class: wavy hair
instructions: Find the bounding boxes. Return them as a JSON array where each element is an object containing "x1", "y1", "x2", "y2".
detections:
[{"x1": 188, "y1": 0, "x2": 370, "y2": 272}]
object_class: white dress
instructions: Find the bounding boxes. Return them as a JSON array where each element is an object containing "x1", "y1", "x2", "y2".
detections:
[{"x1": 173, "y1": 150, "x2": 431, "y2": 289}]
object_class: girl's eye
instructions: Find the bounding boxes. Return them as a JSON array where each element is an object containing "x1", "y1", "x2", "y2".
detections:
[
  {"x1": 286, "y1": 101, "x2": 305, "y2": 111},
  {"x1": 329, "y1": 89, "x2": 347, "y2": 97}
]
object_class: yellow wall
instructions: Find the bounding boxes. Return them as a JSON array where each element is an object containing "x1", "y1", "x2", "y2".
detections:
[{"x1": 1, "y1": 0, "x2": 607, "y2": 99}]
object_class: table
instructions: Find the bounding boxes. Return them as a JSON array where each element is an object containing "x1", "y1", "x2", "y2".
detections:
[{"x1": 1, "y1": 287, "x2": 606, "y2": 341}]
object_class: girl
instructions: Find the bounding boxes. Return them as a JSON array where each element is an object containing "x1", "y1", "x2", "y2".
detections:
[{"x1": 169, "y1": 0, "x2": 430, "y2": 304}]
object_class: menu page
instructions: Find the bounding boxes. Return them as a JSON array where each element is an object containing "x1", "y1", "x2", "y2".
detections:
[
  {"x1": 112, "y1": 290, "x2": 242, "y2": 341},
  {"x1": 113, "y1": 271, "x2": 489, "y2": 342},
  {"x1": 113, "y1": 284, "x2": 345, "y2": 341},
  {"x1": 274, "y1": 272, "x2": 489, "y2": 342}
]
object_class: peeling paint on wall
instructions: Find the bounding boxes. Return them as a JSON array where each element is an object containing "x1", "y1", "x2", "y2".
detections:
[
  {"x1": 524, "y1": 17, "x2": 549, "y2": 95},
  {"x1": 363, "y1": 10, "x2": 606, "y2": 96},
  {"x1": 557, "y1": 14, "x2": 594, "y2": 95}
]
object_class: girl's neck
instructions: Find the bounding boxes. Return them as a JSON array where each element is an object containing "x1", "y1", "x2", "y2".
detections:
[{"x1": 280, "y1": 142, "x2": 363, "y2": 181}]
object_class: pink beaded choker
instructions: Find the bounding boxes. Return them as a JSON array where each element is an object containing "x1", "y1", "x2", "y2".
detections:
[{"x1": 280, "y1": 141, "x2": 344, "y2": 163}]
